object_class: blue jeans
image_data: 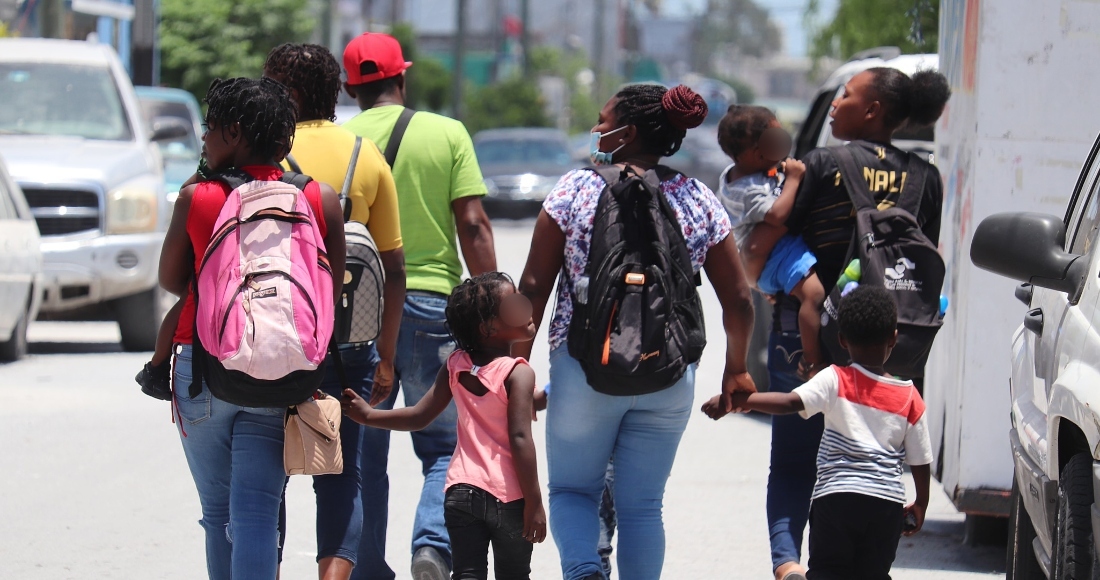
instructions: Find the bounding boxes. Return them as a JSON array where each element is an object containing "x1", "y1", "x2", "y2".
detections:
[
  {"x1": 173, "y1": 345, "x2": 288, "y2": 580},
  {"x1": 313, "y1": 342, "x2": 377, "y2": 563},
  {"x1": 546, "y1": 347, "x2": 694, "y2": 580},
  {"x1": 766, "y1": 330, "x2": 824, "y2": 571},
  {"x1": 353, "y1": 293, "x2": 457, "y2": 579}
]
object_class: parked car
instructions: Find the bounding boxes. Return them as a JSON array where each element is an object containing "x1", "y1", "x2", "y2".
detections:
[
  {"x1": 0, "y1": 153, "x2": 43, "y2": 362},
  {"x1": 0, "y1": 38, "x2": 176, "y2": 351},
  {"x1": 473, "y1": 127, "x2": 578, "y2": 218},
  {"x1": 971, "y1": 132, "x2": 1100, "y2": 578},
  {"x1": 135, "y1": 86, "x2": 203, "y2": 203}
]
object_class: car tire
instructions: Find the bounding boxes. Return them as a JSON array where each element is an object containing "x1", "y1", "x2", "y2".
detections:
[
  {"x1": 114, "y1": 287, "x2": 171, "y2": 352},
  {"x1": 0, "y1": 302, "x2": 29, "y2": 362},
  {"x1": 1007, "y1": 471, "x2": 1044, "y2": 579},
  {"x1": 1052, "y1": 452, "x2": 1098, "y2": 579}
]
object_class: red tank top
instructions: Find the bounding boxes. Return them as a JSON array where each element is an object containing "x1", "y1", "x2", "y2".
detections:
[{"x1": 172, "y1": 166, "x2": 327, "y2": 344}]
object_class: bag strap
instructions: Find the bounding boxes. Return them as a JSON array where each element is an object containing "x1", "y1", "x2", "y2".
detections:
[
  {"x1": 284, "y1": 153, "x2": 304, "y2": 174},
  {"x1": 895, "y1": 152, "x2": 927, "y2": 217},
  {"x1": 339, "y1": 137, "x2": 363, "y2": 223},
  {"x1": 210, "y1": 168, "x2": 255, "y2": 191},
  {"x1": 383, "y1": 108, "x2": 416, "y2": 168},
  {"x1": 328, "y1": 339, "x2": 350, "y2": 391},
  {"x1": 829, "y1": 145, "x2": 877, "y2": 212},
  {"x1": 279, "y1": 171, "x2": 312, "y2": 191}
]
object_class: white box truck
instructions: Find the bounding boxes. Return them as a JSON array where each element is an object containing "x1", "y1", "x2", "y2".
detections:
[{"x1": 927, "y1": 0, "x2": 1100, "y2": 527}]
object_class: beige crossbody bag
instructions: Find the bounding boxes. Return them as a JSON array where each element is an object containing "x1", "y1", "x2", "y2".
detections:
[{"x1": 284, "y1": 392, "x2": 343, "y2": 476}]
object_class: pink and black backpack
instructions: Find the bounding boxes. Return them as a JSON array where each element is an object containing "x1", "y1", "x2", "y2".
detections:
[{"x1": 191, "y1": 170, "x2": 334, "y2": 407}]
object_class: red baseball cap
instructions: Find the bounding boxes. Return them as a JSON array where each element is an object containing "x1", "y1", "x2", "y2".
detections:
[{"x1": 343, "y1": 33, "x2": 413, "y2": 85}]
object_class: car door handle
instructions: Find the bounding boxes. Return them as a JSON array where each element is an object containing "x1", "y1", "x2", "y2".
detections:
[
  {"x1": 1025, "y1": 308, "x2": 1044, "y2": 335},
  {"x1": 1015, "y1": 283, "x2": 1034, "y2": 306}
]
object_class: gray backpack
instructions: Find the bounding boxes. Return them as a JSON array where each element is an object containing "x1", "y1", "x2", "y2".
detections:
[{"x1": 287, "y1": 137, "x2": 385, "y2": 344}]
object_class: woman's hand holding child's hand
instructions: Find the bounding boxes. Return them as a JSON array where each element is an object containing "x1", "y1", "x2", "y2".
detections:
[
  {"x1": 523, "y1": 499, "x2": 547, "y2": 544},
  {"x1": 341, "y1": 388, "x2": 374, "y2": 425}
]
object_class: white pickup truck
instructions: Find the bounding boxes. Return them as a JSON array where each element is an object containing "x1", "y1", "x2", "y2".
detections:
[{"x1": 0, "y1": 38, "x2": 183, "y2": 350}]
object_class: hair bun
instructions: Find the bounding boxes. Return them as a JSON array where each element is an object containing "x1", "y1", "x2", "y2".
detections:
[{"x1": 662, "y1": 85, "x2": 708, "y2": 130}]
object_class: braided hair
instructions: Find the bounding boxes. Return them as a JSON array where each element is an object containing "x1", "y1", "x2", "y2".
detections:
[
  {"x1": 445, "y1": 272, "x2": 514, "y2": 353},
  {"x1": 613, "y1": 84, "x2": 708, "y2": 157},
  {"x1": 204, "y1": 77, "x2": 296, "y2": 162},
  {"x1": 717, "y1": 105, "x2": 776, "y2": 159},
  {"x1": 263, "y1": 43, "x2": 343, "y2": 122}
]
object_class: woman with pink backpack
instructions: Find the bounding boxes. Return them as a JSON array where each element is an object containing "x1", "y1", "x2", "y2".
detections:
[{"x1": 158, "y1": 77, "x2": 346, "y2": 579}]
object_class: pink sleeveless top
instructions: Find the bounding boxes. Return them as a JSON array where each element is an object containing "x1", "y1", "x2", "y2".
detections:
[{"x1": 444, "y1": 350, "x2": 531, "y2": 503}]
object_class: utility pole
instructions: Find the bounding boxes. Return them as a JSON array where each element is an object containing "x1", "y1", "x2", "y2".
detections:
[
  {"x1": 520, "y1": 0, "x2": 531, "y2": 78},
  {"x1": 390, "y1": 0, "x2": 402, "y2": 26},
  {"x1": 593, "y1": 0, "x2": 605, "y2": 100},
  {"x1": 452, "y1": 0, "x2": 468, "y2": 121},
  {"x1": 40, "y1": 0, "x2": 65, "y2": 39}
]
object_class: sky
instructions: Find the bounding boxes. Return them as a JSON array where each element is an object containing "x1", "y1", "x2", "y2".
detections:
[{"x1": 662, "y1": 0, "x2": 839, "y2": 57}]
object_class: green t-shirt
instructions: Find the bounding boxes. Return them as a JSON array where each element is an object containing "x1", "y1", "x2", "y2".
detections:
[{"x1": 344, "y1": 106, "x2": 486, "y2": 295}]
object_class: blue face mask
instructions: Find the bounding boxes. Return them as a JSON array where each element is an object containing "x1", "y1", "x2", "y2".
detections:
[{"x1": 589, "y1": 126, "x2": 627, "y2": 166}]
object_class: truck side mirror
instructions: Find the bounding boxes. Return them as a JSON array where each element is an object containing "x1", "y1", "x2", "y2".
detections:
[
  {"x1": 970, "y1": 212, "x2": 1089, "y2": 302},
  {"x1": 150, "y1": 116, "x2": 190, "y2": 142}
]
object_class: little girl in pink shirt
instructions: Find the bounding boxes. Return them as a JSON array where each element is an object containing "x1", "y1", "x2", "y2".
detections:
[{"x1": 342, "y1": 272, "x2": 546, "y2": 580}]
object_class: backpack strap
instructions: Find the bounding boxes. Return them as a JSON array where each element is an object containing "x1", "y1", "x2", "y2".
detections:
[
  {"x1": 284, "y1": 153, "x2": 304, "y2": 174},
  {"x1": 279, "y1": 171, "x2": 313, "y2": 191},
  {"x1": 210, "y1": 168, "x2": 255, "y2": 191},
  {"x1": 894, "y1": 152, "x2": 927, "y2": 217},
  {"x1": 829, "y1": 145, "x2": 877, "y2": 212},
  {"x1": 340, "y1": 137, "x2": 363, "y2": 223},
  {"x1": 383, "y1": 108, "x2": 416, "y2": 168}
]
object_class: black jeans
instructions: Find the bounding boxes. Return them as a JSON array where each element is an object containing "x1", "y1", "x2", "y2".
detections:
[
  {"x1": 807, "y1": 493, "x2": 904, "y2": 580},
  {"x1": 444, "y1": 484, "x2": 533, "y2": 580}
]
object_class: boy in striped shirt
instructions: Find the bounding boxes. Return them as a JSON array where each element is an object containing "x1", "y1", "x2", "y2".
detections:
[{"x1": 707, "y1": 285, "x2": 932, "y2": 579}]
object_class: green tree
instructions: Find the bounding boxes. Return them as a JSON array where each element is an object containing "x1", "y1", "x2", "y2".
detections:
[
  {"x1": 694, "y1": 0, "x2": 782, "y2": 72},
  {"x1": 390, "y1": 22, "x2": 451, "y2": 112},
  {"x1": 160, "y1": 0, "x2": 314, "y2": 99},
  {"x1": 807, "y1": 0, "x2": 939, "y2": 60},
  {"x1": 463, "y1": 76, "x2": 551, "y2": 135}
]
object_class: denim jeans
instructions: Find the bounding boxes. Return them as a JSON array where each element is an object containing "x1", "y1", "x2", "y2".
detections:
[
  {"x1": 766, "y1": 330, "x2": 824, "y2": 571},
  {"x1": 173, "y1": 345, "x2": 288, "y2": 580},
  {"x1": 353, "y1": 293, "x2": 457, "y2": 579},
  {"x1": 597, "y1": 460, "x2": 616, "y2": 578},
  {"x1": 546, "y1": 347, "x2": 694, "y2": 580},
  {"x1": 445, "y1": 484, "x2": 533, "y2": 580}
]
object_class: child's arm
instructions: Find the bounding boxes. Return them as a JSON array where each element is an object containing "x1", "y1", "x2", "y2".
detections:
[
  {"x1": 904, "y1": 464, "x2": 931, "y2": 536},
  {"x1": 506, "y1": 363, "x2": 548, "y2": 544},
  {"x1": 341, "y1": 365, "x2": 452, "y2": 431},
  {"x1": 762, "y1": 159, "x2": 806, "y2": 226},
  {"x1": 741, "y1": 222, "x2": 788, "y2": 285},
  {"x1": 738, "y1": 391, "x2": 805, "y2": 415}
]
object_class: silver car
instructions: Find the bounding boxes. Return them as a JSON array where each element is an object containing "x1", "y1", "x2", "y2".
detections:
[
  {"x1": 474, "y1": 128, "x2": 578, "y2": 218},
  {"x1": 0, "y1": 153, "x2": 43, "y2": 361},
  {"x1": 0, "y1": 38, "x2": 176, "y2": 351}
]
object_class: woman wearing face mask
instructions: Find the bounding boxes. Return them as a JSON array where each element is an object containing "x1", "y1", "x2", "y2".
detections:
[
  {"x1": 515, "y1": 84, "x2": 756, "y2": 580},
  {"x1": 739, "y1": 68, "x2": 950, "y2": 580}
]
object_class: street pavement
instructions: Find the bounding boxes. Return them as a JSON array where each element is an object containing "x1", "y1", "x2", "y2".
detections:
[{"x1": 0, "y1": 220, "x2": 1005, "y2": 579}]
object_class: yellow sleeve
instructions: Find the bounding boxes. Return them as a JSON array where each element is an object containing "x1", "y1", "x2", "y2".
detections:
[{"x1": 349, "y1": 144, "x2": 402, "y2": 251}]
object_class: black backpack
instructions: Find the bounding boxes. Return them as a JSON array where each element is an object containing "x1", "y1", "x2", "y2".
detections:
[
  {"x1": 566, "y1": 165, "x2": 706, "y2": 395},
  {"x1": 818, "y1": 145, "x2": 945, "y2": 379}
]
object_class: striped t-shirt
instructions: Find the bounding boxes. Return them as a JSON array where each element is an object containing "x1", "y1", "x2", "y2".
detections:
[{"x1": 795, "y1": 363, "x2": 933, "y2": 504}]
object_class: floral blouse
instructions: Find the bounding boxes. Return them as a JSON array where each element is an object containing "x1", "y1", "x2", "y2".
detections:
[{"x1": 541, "y1": 168, "x2": 732, "y2": 351}]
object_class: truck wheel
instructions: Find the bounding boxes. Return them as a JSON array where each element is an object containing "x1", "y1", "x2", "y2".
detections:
[
  {"x1": 1008, "y1": 471, "x2": 1044, "y2": 579},
  {"x1": 0, "y1": 303, "x2": 29, "y2": 362},
  {"x1": 114, "y1": 287, "x2": 171, "y2": 352},
  {"x1": 1053, "y1": 452, "x2": 1097, "y2": 579}
]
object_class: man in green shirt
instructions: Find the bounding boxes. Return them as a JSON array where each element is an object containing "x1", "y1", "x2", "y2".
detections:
[{"x1": 342, "y1": 32, "x2": 496, "y2": 580}]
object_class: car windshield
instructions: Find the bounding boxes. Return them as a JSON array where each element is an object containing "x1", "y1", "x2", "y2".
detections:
[
  {"x1": 475, "y1": 138, "x2": 572, "y2": 166},
  {"x1": 0, "y1": 63, "x2": 133, "y2": 140}
]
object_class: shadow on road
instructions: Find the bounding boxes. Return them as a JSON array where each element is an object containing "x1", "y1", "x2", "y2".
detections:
[
  {"x1": 893, "y1": 517, "x2": 1006, "y2": 574},
  {"x1": 29, "y1": 341, "x2": 125, "y2": 355}
]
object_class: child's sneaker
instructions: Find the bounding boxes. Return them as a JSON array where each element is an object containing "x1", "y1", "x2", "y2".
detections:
[{"x1": 136, "y1": 361, "x2": 172, "y2": 401}]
